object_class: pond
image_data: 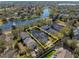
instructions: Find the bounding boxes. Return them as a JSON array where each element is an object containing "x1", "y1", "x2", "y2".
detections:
[{"x1": 0, "y1": 8, "x2": 49, "y2": 30}]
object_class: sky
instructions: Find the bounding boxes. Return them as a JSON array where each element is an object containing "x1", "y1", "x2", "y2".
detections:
[{"x1": 0, "y1": 0, "x2": 79, "y2": 1}]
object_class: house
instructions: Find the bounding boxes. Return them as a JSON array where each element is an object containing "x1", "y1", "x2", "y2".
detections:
[
  {"x1": 31, "y1": 51, "x2": 36, "y2": 57},
  {"x1": 5, "y1": 33, "x2": 14, "y2": 42},
  {"x1": 51, "y1": 22, "x2": 64, "y2": 31},
  {"x1": 20, "y1": 32, "x2": 29, "y2": 40},
  {"x1": 31, "y1": 30, "x2": 48, "y2": 44},
  {"x1": 23, "y1": 37, "x2": 37, "y2": 50},
  {"x1": 73, "y1": 27, "x2": 79, "y2": 39},
  {"x1": 20, "y1": 32, "x2": 38, "y2": 50},
  {"x1": 17, "y1": 42, "x2": 27, "y2": 53},
  {"x1": 41, "y1": 25, "x2": 50, "y2": 30},
  {"x1": 20, "y1": 32, "x2": 44, "y2": 57},
  {"x1": 41, "y1": 25, "x2": 63, "y2": 39},
  {"x1": 0, "y1": 34, "x2": 6, "y2": 40},
  {"x1": 0, "y1": 18, "x2": 7, "y2": 24},
  {"x1": 3, "y1": 30, "x2": 12, "y2": 35},
  {"x1": 41, "y1": 25, "x2": 57, "y2": 34}
]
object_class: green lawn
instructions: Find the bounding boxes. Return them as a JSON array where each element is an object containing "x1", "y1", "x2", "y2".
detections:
[{"x1": 44, "y1": 50, "x2": 56, "y2": 58}]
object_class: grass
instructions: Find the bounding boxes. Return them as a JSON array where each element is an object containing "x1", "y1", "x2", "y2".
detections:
[
  {"x1": 44, "y1": 50, "x2": 56, "y2": 58},
  {"x1": 15, "y1": 15, "x2": 40, "y2": 20}
]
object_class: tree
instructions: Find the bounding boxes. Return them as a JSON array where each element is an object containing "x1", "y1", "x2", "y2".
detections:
[
  {"x1": 0, "y1": 29, "x2": 2, "y2": 35},
  {"x1": 74, "y1": 48, "x2": 79, "y2": 58},
  {"x1": 20, "y1": 14, "x2": 26, "y2": 19},
  {"x1": 65, "y1": 39, "x2": 78, "y2": 50},
  {"x1": 49, "y1": 5, "x2": 58, "y2": 18},
  {"x1": 0, "y1": 39, "x2": 6, "y2": 54},
  {"x1": 69, "y1": 28, "x2": 74, "y2": 39},
  {"x1": 0, "y1": 39, "x2": 5, "y2": 46}
]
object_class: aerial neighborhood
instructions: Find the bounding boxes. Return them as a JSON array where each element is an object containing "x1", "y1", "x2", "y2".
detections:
[{"x1": 0, "y1": 1, "x2": 79, "y2": 58}]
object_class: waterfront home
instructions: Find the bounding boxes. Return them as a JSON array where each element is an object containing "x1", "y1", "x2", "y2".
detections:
[{"x1": 3, "y1": 30, "x2": 12, "y2": 35}]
